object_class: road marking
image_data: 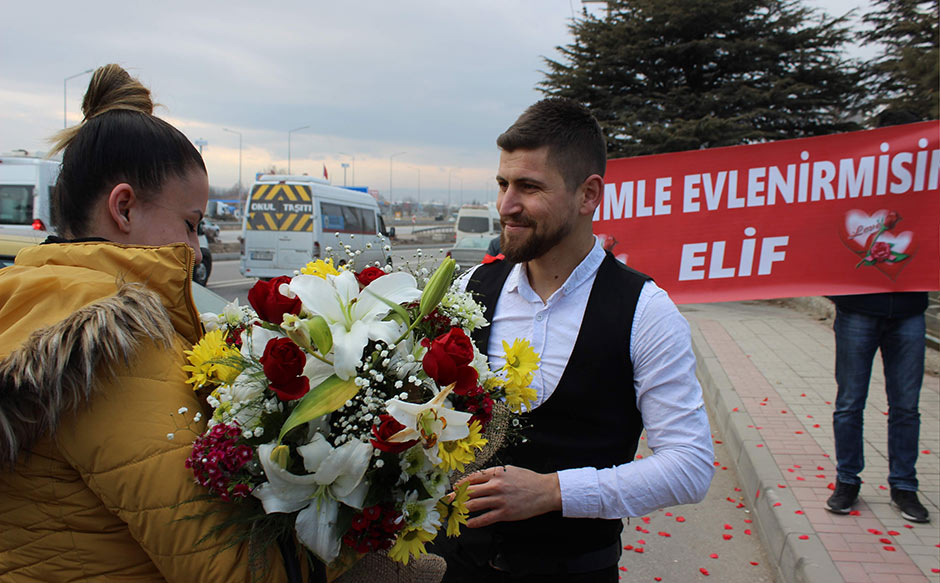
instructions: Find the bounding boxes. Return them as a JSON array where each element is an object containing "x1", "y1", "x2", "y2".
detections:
[{"x1": 209, "y1": 279, "x2": 256, "y2": 289}]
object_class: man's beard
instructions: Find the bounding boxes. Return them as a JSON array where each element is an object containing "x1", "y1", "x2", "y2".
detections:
[{"x1": 500, "y1": 214, "x2": 573, "y2": 263}]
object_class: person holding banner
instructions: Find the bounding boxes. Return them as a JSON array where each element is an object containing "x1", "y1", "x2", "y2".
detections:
[
  {"x1": 433, "y1": 98, "x2": 715, "y2": 581},
  {"x1": 824, "y1": 110, "x2": 931, "y2": 525}
]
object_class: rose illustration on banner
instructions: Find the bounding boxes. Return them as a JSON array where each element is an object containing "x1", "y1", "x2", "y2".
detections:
[{"x1": 838, "y1": 209, "x2": 916, "y2": 280}]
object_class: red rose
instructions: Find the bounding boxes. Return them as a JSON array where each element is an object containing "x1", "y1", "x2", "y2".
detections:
[
  {"x1": 248, "y1": 276, "x2": 302, "y2": 324},
  {"x1": 870, "y1": 241, "x2": 892, "y2": 262},
  {"x1": 356, "y1": 267, "x2": 387, "y2": 288},
  {"x1": 260, "y1": 337, "x2": 310, "y2": 401},
  {"x1": 883, "y1": 211, "x2": 901, "y2": 230},
  {"x1": 422, "y1": 328, "x2": 478, "y2": 395},
  {"x1": 370, "y1": 414, "x2": 418, "y2": 453}
]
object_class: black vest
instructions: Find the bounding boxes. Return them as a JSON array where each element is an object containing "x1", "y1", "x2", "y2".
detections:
[{"x1": 465, "y1": 252, "x2": 650, "y2": 556}]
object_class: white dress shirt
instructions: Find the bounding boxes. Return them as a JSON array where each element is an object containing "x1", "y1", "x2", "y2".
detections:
[{"x1": 461, "y1": 238, "x2": 715, "y2": 519}]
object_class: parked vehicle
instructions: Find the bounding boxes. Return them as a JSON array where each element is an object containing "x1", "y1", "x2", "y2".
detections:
[
  {"x1": 240, "y1": 175, "x2": 391, "y2": 279},
  {"x1": 445, "y1": 236, "x2": 493, "y2": 272},
  {"x1": 455, "y1": 204, "x2": 500, "y2": 243},
  {"x1": 200, "y1": 218, "x2": 221, "y2": 243},
  {"x1": 0, "y1": 151, "x2": 59, "y2": 232}
]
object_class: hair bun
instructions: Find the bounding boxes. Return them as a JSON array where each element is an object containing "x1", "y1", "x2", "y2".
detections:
[{"x1": 81, "y1": 64, "x2": 154, "y2": 120}]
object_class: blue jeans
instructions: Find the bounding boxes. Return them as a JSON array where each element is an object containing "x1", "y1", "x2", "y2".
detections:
[{"x1": 832, "y1": 308, "x2": 925, "y2": 491}]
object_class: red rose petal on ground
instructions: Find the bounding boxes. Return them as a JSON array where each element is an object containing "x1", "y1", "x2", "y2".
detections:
[
  {"x1": 664, "y1": 512, "x2": 672, "y2": 517},
  {"x1": 642, "y1": 517, "x2": 651, "y2": 523},
  {"x1": 756, "y1": 444, "x2": 764, "y2": 447},
  {"x1": 904, "y1": 524, "x2": 914, "y2": 529},
  {"x1": 723, "y1": 534, "x2": 733, "y2": 540},
  {"x1": 744, "y1": 529, "x2": 752, "y2": 535},
  {"x1": 750, "y1": 561, "x2": 760, "y2": 566},
  {"x1": 787, "y1": 468, "x2": 795, "y2": 473},
  {"x1": 777, "y1": 484, "x2": 787, "y2": 488},
  {"x1": 849, "y1": 510, "x2": 861, "y2": 516},
  {"x1": 734, "y1": 487, "x2": 741, "y2": 492},
  {"x1": 887, "y1": 531, "x2": 900, "y2": 536},
  {"x1": 932, "y1": 568, "x2": 940, "y2": 574},
  {"x1": 800, "y1": 393, "x2": 806, "y2": 397},
  {"x1": 781, "y1": 410, "x2": 787, "y2": 414},
  {"x1": 700, "y1": 567, "x2": 710, "y2": 576},
  {"x1": 676, "y1": 516, "x2": 686, "y2": 522},
  {"x1": 636, "y1": 454, "x2": 644, "y2": 459},
  {"x1": 794, "y1": 465, "x2": 802, "y2": 468},
  {"x1": 813, "y1": 424, "x2": 820, "y2": 428},
  {"x1": 634, "y1": 547, "x2": 645, "y2": 554},
  {"x1": 709, "y1": 553, "x2": 719, "y2": 559},
  {"x1": 922, "y1": 449, "x2": 931, "y2": 454},
  {"x1": 658, "y1": 531, "x2": 671, "y2": 537},
  {"x1": 816, "y1": 466, "x2": 824, "y2": 470},
  {"x1": 637, "y1": 539, "x2": 646, "y2": 545},
  {"x1": 732, "y1": 407, "x2": 739, "y2": 412},
  {"x1": 815, "y1": 474, "x2": 825, "y2": 478},
  {"x1": 736, "y1": 503, "x2": 746, "y2": 508},
  {"x1": 714, "y1": 461, "x2": 721, "y2": 467},
  {"x1": 721, "y1": 466, "x2": 728, "y2": 470},
  {"x1": 715, "y1": 440, "x2": 723, "y2": 443},
  {"x1": 828, "y1": 483, "x2": 836, "y2": 490},
  {"x1": 798, "y1": 535, "x2": 809, "y2": 540},
  {"x1": 879, "y1": 485, "x2": 888, "y2": 490},
  {"x1": 724, "y1": 524, "x2": 733, "y2": 530},
  {"x1": 623, "y1": 545, "x2": 633, "y2": 550},
  {"x1": 744, "y1": 519, "x2": 752, "y2": 523},
  {"x1": 636, "y1": 526, "x2": 644, "y2": 532},
  {"x1": 883, "y1": 546, "x2": 895, "y2": 552},
  {"x1": 868, "y1": 529, "x2": 883, "y2": 535},
  {"x1": 795, "y1": 510, "x2": 803, "y2": 514},
  {"x1": 825, "y1": 401, "x2": 832, "y2": 404},
  {"x1": 655, "y1": 578, "x2": 663, "y2": 582},
  {"x1": 795, "y1": 431, "x2": 804, "y2": 434},
  {"x1": 883, "y1": 411, "x2": 889, "y2": 415},
  {"x1": 726, "y1": 497, "x2": 736, "y2": 502},
  {"x1": 619, "y1": 566, "x2": 627, "y2": 572},
  {"x1": 773, "y1": 502, "x2": 782, "y2": 507},
  {"x1": 879, "y1": 538, "x2": 892, "y2": 544},
  {"x1": 796, "y1": 476, "x2": 806, "y2": 481}
]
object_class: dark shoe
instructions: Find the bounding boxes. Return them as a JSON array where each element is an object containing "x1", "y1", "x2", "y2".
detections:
[
  {"x1": 891, "y1": 488, "x2": 930, "y2": 523},
  {"x1": 826, "y1": 481, "x2": 860, "y2": 514}
]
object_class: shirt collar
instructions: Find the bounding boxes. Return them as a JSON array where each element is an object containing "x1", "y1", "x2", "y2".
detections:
[{"x1": 505, "y1": 236, "x2": 605, "y2": 302}]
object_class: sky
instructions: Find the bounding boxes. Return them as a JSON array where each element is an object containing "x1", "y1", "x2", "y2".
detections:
[{"x1": 1, "y1": 0, "x2": 875, "y2": 207}]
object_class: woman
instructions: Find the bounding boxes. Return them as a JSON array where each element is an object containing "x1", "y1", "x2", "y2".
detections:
[{"x1": 0, "y1": 64, "x2": 303, "y2": 582}]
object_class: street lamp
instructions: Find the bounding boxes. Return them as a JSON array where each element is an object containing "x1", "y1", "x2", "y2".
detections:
[
  {"x1": 389, "y1": 151, "x2": 406, "y2": 207},
  {"x1": 447, "y1": 169, "x2": 459, "y2": 214},
  {"x1": 288, "y1": 125, "x2": 310, "y2": 175},
  {"x1": 222, "y1": 128, "x2": 243, "y2": 197},
  {"x1": 341, "y1": 162, "x2": 350, "y2": 187},
  {"x1": 339, "y1": 152, "x2": 355, "y2": 186},
  {"x1": 64, "y1": 69, "x2": 94, "y2": 128}
]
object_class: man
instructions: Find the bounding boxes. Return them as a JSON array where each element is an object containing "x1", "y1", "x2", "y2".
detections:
[
  {"x1": 824, "y1": 109, "x2": 930, "y2": 524},
  {"x1": 436, "y1": 98, "x2": 714, "y2": 582}
]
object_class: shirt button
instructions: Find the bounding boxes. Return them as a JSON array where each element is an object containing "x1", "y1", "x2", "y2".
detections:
[{"x1": 536, "y1": 314, "x2": 543, "y2": 321}]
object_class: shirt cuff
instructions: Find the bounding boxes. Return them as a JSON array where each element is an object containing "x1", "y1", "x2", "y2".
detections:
[{"x1": 557, "y1": 467, "x2": 600, "y2": 518}]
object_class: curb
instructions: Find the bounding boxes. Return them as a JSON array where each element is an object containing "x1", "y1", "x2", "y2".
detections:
[{"x1": 689, "y1": 321, "x2": 845, "y2": 583}]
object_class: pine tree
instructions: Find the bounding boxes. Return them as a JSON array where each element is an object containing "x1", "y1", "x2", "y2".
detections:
[
  {"x1": 861, "y1": 0, "x2": 939, "y2": 121},
  {"x1": 540, "y1": 0, "x2": 865, "y2": 157}
]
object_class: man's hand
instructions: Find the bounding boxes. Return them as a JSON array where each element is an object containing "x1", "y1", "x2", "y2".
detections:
[{"x1": 456, "y1": 465, "x2": 561, "y2": 528}]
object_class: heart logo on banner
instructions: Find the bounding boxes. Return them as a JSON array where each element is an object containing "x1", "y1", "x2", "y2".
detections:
[{"x1": 838, "y1": 209, "x2": 916, "y2": 280}]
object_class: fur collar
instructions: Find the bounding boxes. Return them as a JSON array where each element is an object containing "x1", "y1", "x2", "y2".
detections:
[{"x1": 0, "y1": 283, "x2": 175, "y2": 467}]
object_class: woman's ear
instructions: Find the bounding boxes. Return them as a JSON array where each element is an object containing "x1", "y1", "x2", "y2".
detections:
[{"x1": 106, "y1": 183, "x2": 137, "y2": 234}]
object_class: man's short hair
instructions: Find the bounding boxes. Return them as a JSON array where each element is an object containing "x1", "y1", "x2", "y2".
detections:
[{"x1": 497, "y1": 98, "x2": 606, "y2": 192}]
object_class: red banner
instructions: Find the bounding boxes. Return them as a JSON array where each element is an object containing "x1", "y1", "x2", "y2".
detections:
[{"x1": 595, "y1": 121, "x2": 940, "y2": 304}]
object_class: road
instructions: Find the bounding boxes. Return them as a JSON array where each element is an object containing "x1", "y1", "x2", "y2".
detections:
[{"x1": 204, "y1": 251, "x2": 777, "y2": 582}]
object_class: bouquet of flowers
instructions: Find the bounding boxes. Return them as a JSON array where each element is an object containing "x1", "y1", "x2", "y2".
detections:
[{"x1": 181, "y1": 256, "x2": 539, "y2": 571}]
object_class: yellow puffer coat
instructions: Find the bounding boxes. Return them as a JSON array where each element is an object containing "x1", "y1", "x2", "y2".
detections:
[{"x1": 0, "y1": 242, "x2": 298, "y2": 582}]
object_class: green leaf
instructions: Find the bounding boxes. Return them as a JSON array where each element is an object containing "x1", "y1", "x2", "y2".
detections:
[
  {"x1": 278, "y1": 374, "x2": 359, "y2": 442},
  {"x1": 890, "y1": 253, "x2": 910, "y2": 262}
]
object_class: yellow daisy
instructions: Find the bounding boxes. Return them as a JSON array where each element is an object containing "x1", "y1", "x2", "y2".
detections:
[
  {"x1": 182, "y1": 329, "x2": 241, "y2": 389},
  {"x1": 504, "y1": 382, "x2": 537, "y2": 414},
  {"x1": 445, "y1": 481, "x2": 471, "y2": 537},
  {"x1": 300, "y1": 258, "x2": 342, "y2": 278},
  {"x1": 436, "y1": 420, "x2": 488, "y2": 472},
  {"x1": 501, "y1": 338, "x2": 540, "y2": 387},
  {"x1": 387, "y1": 526, "x2": 436, "y2": 565}
]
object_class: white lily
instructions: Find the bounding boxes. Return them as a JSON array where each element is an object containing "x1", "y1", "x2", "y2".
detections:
[
  {"x1": 386, "y1": 383, "x2": 473, "y2": 464},
  {"x1": 254, "y1": 436, "x2": 373, "y2": 563},
  {"x1": 289, "y1": 270, "x2": 422, "y2": 380}
]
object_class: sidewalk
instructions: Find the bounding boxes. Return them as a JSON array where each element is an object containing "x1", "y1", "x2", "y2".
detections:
[{"x1": 683, "y1": 300, "x2": 940, "y2": 583}]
